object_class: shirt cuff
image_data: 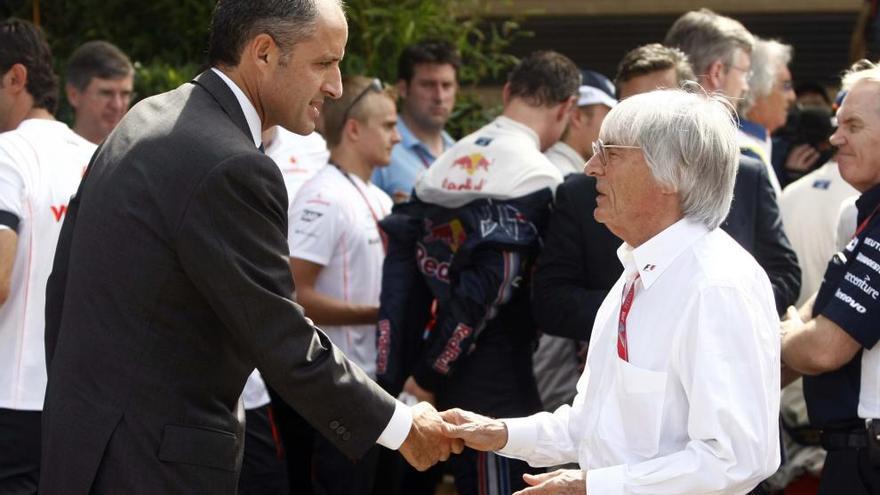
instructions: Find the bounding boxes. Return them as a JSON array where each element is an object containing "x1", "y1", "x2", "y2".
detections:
[
  {"x1": 587, "y1": 464, "x2": 625, "y2": 495},
  {"x1": 376, "y1": 399, "x2": 412, "y2": 450},
  {"x1": 498, "y1": 417, "x2": 538, "y2": 456}
]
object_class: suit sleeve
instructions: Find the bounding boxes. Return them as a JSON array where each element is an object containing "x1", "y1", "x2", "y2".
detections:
[
  {"x1": 174, "y1": 153, "x2": 396, "y2": 459},
  {"x1": 751, "y1": 163, "x2": 802, "y2": 314},
  {"x1": 532, "y1": 180, "x2": 608, "y2": 340}
]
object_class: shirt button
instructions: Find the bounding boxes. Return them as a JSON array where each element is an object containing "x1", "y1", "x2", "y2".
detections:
[
  {"x1": 336, "y1": 426, "x2": 346, "y2": 435},
  {"x1": 329, "y1": 420, "x2": 340, "y2": 430}
]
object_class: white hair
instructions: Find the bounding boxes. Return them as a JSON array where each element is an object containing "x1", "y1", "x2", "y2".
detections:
[
  {"x1": 841, "y1": 59, "x2": 880, "y2": 91},
  {"x1": 599, "y1": 87, "x2": 739, "y2": 230},
  {"x1": 740, "y1": 38, "x2": 793, "y2": 113}
]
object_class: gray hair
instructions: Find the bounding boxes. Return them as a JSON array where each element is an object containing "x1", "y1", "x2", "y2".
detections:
[
  {"x1": 664, "y1": 9, "x2": 754, "y2": 78},
  {"x1": 599, "y1": 87, "x2": 739, "y2": 230},
  {"x1": 740, "y1": 38, "x2": 792, "y2": 113},
  {"x1": 841, "y1": 59, "x2": 880, "y2": 92}
]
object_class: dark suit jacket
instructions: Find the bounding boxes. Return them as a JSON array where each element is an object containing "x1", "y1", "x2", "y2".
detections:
[
  {"x1": 40, "y1": 70, "x2": 396, "y2": 494},
  {"x1": 533, "y1": 159, "x2": 801, "y2": 340}
]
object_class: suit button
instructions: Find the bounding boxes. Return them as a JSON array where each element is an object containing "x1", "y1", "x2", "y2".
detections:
[
  {"x1": 336, "y1": 426, "x2": 346, "y2": 435},
  {"x1": 343, "y1": 432, "x2": 351, "y2": 441},
  {"x1": 329, "y1": 420, "x2": 340, "y2": 430}
]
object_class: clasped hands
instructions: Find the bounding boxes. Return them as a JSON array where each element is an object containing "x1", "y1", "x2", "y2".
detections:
[{"x1": 399, "y1": 403, "x2": 586, "y2": 494}]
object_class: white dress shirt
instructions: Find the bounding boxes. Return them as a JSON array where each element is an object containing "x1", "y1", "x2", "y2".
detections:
[
  {"x1": 498, "y1": 218, "x2": 781, "y2": 494},
  {"x1": 212, "y1": 68, "x2": 412, "y2": 449}
]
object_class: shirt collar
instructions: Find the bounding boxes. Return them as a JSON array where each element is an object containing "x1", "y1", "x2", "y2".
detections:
[
  {"x1": 616, "y1": 217, "x2": 710, "y2": 289},
  {"x1": 856, "y1": 183, "x2": 880, "y2": 224},
  {"x1": 738, "y1": 118, "x2": 768, "y2": 142},
  {"x1": 211, "y1": 68, "x2": 263, "y2": 148},
  {"x1": 397, "y1": 118, "x2": 454, "y2": 155},
  {"x1": 547, "y1": 141, "x2": 584, "y2": 167},
  {"x1": 493, "y1": 115, "x2": 541, "y2": 149}
]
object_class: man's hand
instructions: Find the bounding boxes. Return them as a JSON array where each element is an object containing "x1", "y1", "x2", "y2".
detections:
[
  {"x1": 404, "y1": 375, "x2": 435, "y2": 405},
  {"x1": 514, "y1": 469, "x2": 587, "y2": 495},
  {"x1": 440, "y1": 408, "x2": 508, "y2": 452},
  {"x1": 399, "y1": 402, "x2": 464, "y2": 471},
  {"x1": 783, "y1": 143, "x2": 820, "y2": 174}
]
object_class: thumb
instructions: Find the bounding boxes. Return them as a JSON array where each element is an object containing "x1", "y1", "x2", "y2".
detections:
[
  {"x1": 523, "y1": 470, "x2": 559, "y2": 486},
  {"x1": 785, "y1": 305, "x2": 800, "y2": 322}
]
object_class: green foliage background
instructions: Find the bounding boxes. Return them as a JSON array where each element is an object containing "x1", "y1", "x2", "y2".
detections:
[{"x1": 5, "y1": 0, "x2": 529, "y2": 136}]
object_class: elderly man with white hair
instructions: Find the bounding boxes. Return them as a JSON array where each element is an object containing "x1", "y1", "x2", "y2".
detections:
[
  {"x1": 441, "y1": 88, "x2": 782, "y2": 495},
  {"x1": 738, "y1": 38, "x2": 797, "y2": 196}
]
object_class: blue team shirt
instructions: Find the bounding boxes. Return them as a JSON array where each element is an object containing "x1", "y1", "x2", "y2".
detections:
[
  {"x1": 372, "y1": 119, "x2": 454, "y2": 198},
  {"x1": 805, "y1": 184, "x2": 880, "y2": 427}
]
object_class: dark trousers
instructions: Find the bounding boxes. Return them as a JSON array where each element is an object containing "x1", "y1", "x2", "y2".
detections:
[
  {"x1": 312, "y1": 434, "x2": 379, "y2": 495},
  {"x1": 238, "y1": 405, "x2": 289, "y2": 495},
  {"x1": 0, "y1": 408, "x2": 40, "y2": 495},
  {"x1": 819, "y1": 448, "x2": 880, "y2": 495},
  {"x1": 450, "y1": 447, "x2": 540, "y2": 495},
  {"x1": 266, "y1": 385, "x2": 315, "y2": 495}
]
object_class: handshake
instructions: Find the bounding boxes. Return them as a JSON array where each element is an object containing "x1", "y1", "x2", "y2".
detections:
[{"x1": 398, "y1": 402, "x2": 509, "y2": 471}]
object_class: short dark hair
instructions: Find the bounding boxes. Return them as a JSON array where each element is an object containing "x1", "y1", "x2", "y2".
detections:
[
  {"x1": 66, "y1": 41, "x2": 134, "y2": 91},
  {"x1": 208, "y1": 0, "x2": 328, "y2": 66},
  {"x1": 0, "y1": 18, "x2": 58, "y2": 113},
  {"x1": 397, "y1": 39, "x2": 461, "y2": 82},
  {"x1": 506, "y1": 50, "x2": 581, "y2": 107},
  {"x1": 615, "y1": 43, "x2": 695, "y2": 90},
  {"x1": 794, "y1": 81, "x2": 831, "y2": 105}
]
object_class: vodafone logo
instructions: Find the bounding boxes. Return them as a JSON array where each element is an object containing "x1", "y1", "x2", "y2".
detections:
[{"x1": 50, "y1": 204, "x2": 69, "y2": 222}]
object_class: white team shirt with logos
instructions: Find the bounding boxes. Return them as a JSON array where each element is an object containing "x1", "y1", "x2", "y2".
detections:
[
  {"x1": 288, "y1": 165, "x2": 392, "y2": 378},
  {"x1": 0, "y1": 119, "x2": 95, "y2": 410}
]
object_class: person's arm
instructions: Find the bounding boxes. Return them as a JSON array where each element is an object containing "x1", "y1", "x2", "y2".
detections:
[
  {"x1": 0, "y1": 229, "x2": 16, "y2": 306},
  {"x1": 532, "y1": 176, "x2": 618, "y2": 340},
  {"x1": 289, "y1": 257, "x2": 378, "y2": 326},
  {"x1": 174, "y1": 153, "x2": 455, "y2": 465},
  {"x1": 751, "y1": 163, "x2": 802, "y2": 314},
  {"x1": 0, "y1": 149, "x2": 25, "y2": 309},
  {"x1": 782, "y1": 312, "x2": 861, "y2": 375}
]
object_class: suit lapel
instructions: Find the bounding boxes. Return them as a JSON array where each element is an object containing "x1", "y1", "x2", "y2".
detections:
[{"x1": 192, "y1": 69, "x2": 253, "y2": 143}]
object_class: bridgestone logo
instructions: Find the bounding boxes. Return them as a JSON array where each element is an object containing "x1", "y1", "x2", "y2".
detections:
[
  {"x1": 857, "y1": 252, "x2": 880, "y2": 275},
  {"x1": 835, "y1": 288, "x2": 867, "y2": 314}
]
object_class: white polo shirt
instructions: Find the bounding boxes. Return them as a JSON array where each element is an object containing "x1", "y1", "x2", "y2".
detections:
[
  {"x1": 0, "y1": 119, "x2": 95, "y2": 410},
  {"x1": 265, "y1": 126, "x2": 329, "y2": 205},
  {"x1": 289, "y1": 164, "x2": 392, "y2": 378}
]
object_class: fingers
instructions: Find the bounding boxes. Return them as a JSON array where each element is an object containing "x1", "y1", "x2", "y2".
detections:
[
  {"x1": 523, "y1": 470, "x2": 563, "y2": 486},
  {"x1": 785, "y1": 305, "x2": 801, "y2": 323},
  {"x1": 451, "y1": 437, "x2": 465, "y2": 454}
]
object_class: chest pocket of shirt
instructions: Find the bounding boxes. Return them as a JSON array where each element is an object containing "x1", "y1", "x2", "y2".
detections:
[{"x1": 596, "y1": 358, "x2": 668, "y2": 459}]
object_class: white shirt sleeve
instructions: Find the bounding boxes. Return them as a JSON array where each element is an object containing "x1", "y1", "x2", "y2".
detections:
[
  {"x1": 586, "y1": 285, "x2": 781, "y2": 494},
  {"x1": 497, "y1": 403, "x2": 579, "y2": 467},
  {"x1": 375, "y1": 400, "x2": 412, "y2": 450},
  {"x1": 0, "y1": 145, "x2": 26, "y2": 223},
  {"x1": 288, "y1": 187, "x2": 341, "y2": 266}
]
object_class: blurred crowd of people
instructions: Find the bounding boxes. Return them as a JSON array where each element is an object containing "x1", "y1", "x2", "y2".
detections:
[{"x1": 0, "y1": 3, "x2": 875, "y2": 495}]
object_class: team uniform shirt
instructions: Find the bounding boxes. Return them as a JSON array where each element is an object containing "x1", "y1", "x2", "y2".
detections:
[
  {"x1": 498, "y1": 219, "x2": 781, "y2": 494},
  {"x1": 289, "y1": 165, "x2": 392, "y2": 378},
  {"x1": 738, "y1": 119, "x2": 781, "y2": 197},
  {"x1": 265, "y1": 126, "x2": 329, "y2": 205},
  {"x1": 544, "y1": 141, "x2": 584, "y2": 177},
  {"x1": 0, "y1": 119, "x2": 96, "y2": 410},
  {"x1": 414, "y1": 116, "x2": 563, "y2": 208},
  {"x1": 805, "y1": 185, "x2": 880, "y2": 428},
  {"x1": 372, "y1": 118, "x2": 454, "y2": 199},
  {"x1": 781, "y1": 161, "x2": 858, "y2": 306}
]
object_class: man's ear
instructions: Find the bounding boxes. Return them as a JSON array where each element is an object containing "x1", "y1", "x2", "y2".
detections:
[
  {"x1": 343, "y1": 117, "x2": 361, "y2": 142},
  {"x1": 3, "y1": 64, "x2": 28, "y2": 94},
  {"x1": 501, "y1": 82, "x2": 511, "y2": 106},
  {"x1": 705, "y1": 59, "x2": 726, "y2": 90},
  {"x1": 248, "y1": 33, "x2": 277, "y2": 70},
  {"x1": 396, "y1": 79, "x2": 409, "y2": 100},
  {"x1": 65, "y1": 84, "x2": 81, "y2": 109},
  {"x1": 556, "y1": 96, "x2": 577, "y2": 123}
]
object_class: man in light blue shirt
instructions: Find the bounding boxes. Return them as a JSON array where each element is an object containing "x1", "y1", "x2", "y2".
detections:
[{"x1": 372, "y1": 40, "x2": 460, "y2": 202}]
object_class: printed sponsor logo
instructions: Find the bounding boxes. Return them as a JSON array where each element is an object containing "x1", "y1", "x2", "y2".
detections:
[
  {"x1": 299, "y1": 209, "x2": 323, "y2": 222},
  {"x1": 643, "y1": 264, "x2": 656, "y2": 272},
  {"x1": 864, "y1": 237, "x2": 880, "y2": 252},
  {"x1": 857, "y1": 252, "x2": 880, "y2": 276},
  {"x1": 844, "y1": 272, "x2": 880, "y2": 299},
  {"x1": 441, "y1": 177, "x2": 485, "y2": 191},
  {"x1": 811, "y1": 179, "x2": 831, "y2": 190},
  {"x1": 835, "y1": 288, "x2": 868, "y2": 314},
  {"x1": 847, "y1": 237, "x2": 860, "y2": 252},
  {"x1": 376, "y1": 319, "x2": 391, "y2": 375},
  {"x1": 433, "y1": 323, "x2": 473, "y2": 374},
  {"x1": 416, "y1": 243, "x2": 450, "y2": 283},
  {"x1": 451, "y1": 153, "x2": 491, "y2": 176},
  {"x1": 478, "y1": 204, "x2": 536, "y2": 241},
  {"x1": 50, "y1": 204, "x2": 68, "y2": 222},
  {"x1": 423, "y1": 219, "x2": 467, "y2": 252},
  {"x1": 474, "y1": 137, "x2": 493, "y2": 147}
]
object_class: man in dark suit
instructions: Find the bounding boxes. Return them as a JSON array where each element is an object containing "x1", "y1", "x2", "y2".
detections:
[{"x1": 40, "y1": 1, "x2": 459, "y2": 493}]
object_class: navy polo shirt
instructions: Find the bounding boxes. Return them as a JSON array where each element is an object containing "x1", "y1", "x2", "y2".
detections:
[{"x1": 805, "y1": 184, "x2": 880, "y2": 428}]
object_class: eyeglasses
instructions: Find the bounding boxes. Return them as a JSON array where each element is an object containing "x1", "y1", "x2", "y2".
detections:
[
  {"x1": 589, "y1": 139, "x2": 642, "y2": 169},
  {"x1": 728, "y1": 64, "x2": 753, "y2": 80},
  {"x1": 340, "y1": 78, "x2": 384, "y2": 124}
]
